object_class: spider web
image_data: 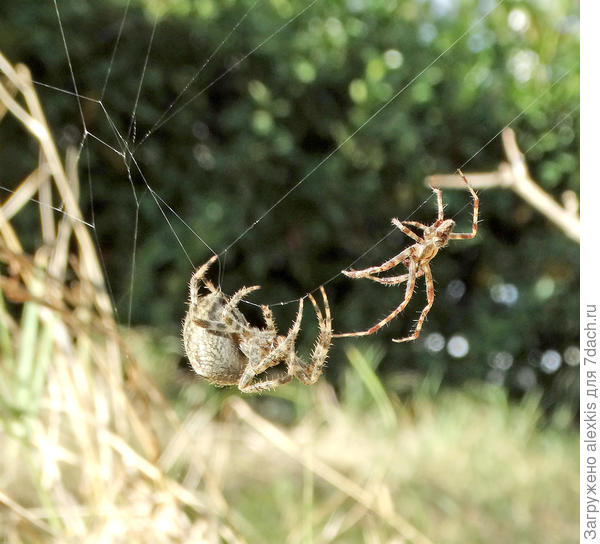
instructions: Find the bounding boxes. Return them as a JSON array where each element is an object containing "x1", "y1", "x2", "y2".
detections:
[{"x1": 2, "y1": 0, "x2": 578, "y2": 330}]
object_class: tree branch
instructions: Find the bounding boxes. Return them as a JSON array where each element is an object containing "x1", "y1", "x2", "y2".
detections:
[{"x1": 425, "y1": 128, "x2": 580, "y2": 243}]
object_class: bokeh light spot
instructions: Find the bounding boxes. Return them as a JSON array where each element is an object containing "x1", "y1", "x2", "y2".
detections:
[
  {"x1": 490, "y1": 283, "x2": 519, "y2": 306},
  {"x1": 447, "y1": 335, "x2": 469, "y2": 358},
  {"x1": 383, "y1": 49, "x2": 404, "y2": 69},
  {"x1": 349, "y1": 79, "x2": 368, "y2": 103},
  {"x1": 491, "y1": 351, "x2": 514, "y2": 371},
  {"x1": 425, "y1": 332, "x2": 445, "y2": 353},
  {"x1": 564, "y1": 346, "x2": 579, "y2": 367},
  {"x1": 446, "y1": 279, "x2": 466, "y2": 301},
  {"x1": 534, "y1": 276, "x2": 555, "y2": 300},
  {"x1": 251, "y1": 110, "x2": 274, "y2": 135},
  {"x1": 294, "y1": 60, "x2": 317, "y2": 83},
  {"x1": 507, "y1": 49, "x2": 539, "y2": 83},
  {"x1": 418, "y1": 23, "x2": 437, "y2": 44},
  {"x1": 540, "y1": 350, "x2": 562, "y2": 374},
  {"x1": 508, "y1": 8, "x2": 530, "y2": 33}
]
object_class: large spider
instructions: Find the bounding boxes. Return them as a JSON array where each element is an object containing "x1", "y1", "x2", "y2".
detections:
[
  {"x1": 183, "y1": 256, "x2": 332, "y2": 392},
  {"x1": 333, "y1": 170, "x2": 478, "y2": 343}
]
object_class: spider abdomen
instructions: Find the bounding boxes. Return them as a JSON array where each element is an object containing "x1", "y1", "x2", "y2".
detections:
[{"x1": 183, "y1": 318, "x2": 247, "y2": 385}]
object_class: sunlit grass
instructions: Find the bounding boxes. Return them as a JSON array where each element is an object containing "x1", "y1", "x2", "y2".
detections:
[{"x1": 204, "y1": 376, "x2": 577, "y2": 544}]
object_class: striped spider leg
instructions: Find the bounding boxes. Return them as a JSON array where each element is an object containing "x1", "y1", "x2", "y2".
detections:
[{"x1": 333, "y1": 169, "x2": 478, "y2": 342}]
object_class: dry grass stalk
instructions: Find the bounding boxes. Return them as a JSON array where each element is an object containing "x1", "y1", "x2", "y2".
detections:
[
  {"x1": 230, "y1": 397, "x2": 434, "y2": 544},
  {"x1": 425, "y1": 127, "x2": 580, "y2": 242},
  {"x1": 0, "y1": 53, "x2": 232, "y2": 542}
]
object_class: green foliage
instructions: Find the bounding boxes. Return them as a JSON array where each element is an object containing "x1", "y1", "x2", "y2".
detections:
[{"x1": 0, "y1": 0, "x2": 579, "y2": 408}]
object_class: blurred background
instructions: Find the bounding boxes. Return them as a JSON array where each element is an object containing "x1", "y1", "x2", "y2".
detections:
[{"x1": 0, "y1": 0, "x2": 579, "y2": 542}]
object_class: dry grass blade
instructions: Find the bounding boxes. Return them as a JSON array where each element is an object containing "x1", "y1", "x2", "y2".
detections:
[
  {"x1": 0, "y1": 489, "x2": 55, "y2": 536},
  {"x1": 230, "y1": 397, "x2": 435, "y2": 544},
  {"x1": 0, "y1": 52, "x2": 113, "y2": 319},
  {"x1": 0, "y1": 53, "x2": 229, "y2": 542}
]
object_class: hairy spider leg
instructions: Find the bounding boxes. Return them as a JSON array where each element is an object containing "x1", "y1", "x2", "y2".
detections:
[
  {"x1": 342, "y1": 245, "x2": 414, "y2": 280},
  {"x1": 239, "y1": 369, "x2": 293, "y2": 393},
  {"x1": 392, "y1": 263, "x2": 435, "y2": 343},
  {"x1": 238, "y1": 298, "x2": 305, "y2": 390},
  {"x1": 333, "y1": 260, "x2": 418, "y2": 338},
  {"x1": 260, "y1": 304, "x2": 278, "y2": 334},
  {"x1": 225, "y1": 285, "x2": 261, "y2": 312},
  {"x1": 360, "y1": 272, "x2": 411, "y2": 285},
  {"x1": 293, "y1": 287, "x2": 332, "y2": 385},
  {"x1": 448, "y1": 169, "x2": 478, "y2": 240},
  {"x1": 309, "y1": 287, "x2": 332, "y2": 358},
  {"x1": 402, "y1": 221, "x2": 429, "y2": 230},
  {"x1": 193, "y1": 286, "x2": 265, "y2": 337},
  {"x1": 400, "y1": 185, "x2": 446, "y2": 231},
  {"x1": 434, "y1": 186, "x2": 445, "y2": 222},
  {"x1": 189, "y1": 254, "x2": 219, "y2": 299},
  {"x1": 391, "y1": 218, "x2": 424, "y2": 242}
]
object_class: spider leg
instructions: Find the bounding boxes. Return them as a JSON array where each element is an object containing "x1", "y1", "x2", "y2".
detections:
[
  {"x1": 393, "y1": 263, "x2": 435, "y2": 343},
  {"x1": 342, "y1": 220, "x2": 423, "y2": 279},
  {"x1": 448, "y1": 169, "x2": 478, "y2": 240},
  {"x1": 193, "y1": 286, "x2": 264, "y2": 337},
  {"x1": 403, "y1": 221, "x2": 429, "y2": 230},
  {"x1": 391, "y1": 218, "x2": 424, "y2": 243},
  {"x1": 238, "y1": 368, "x2": 293, "y2": 393},
  {"x1": 260, "y1": 304, "x2": 278, "y2": 335},
  {"x1": 333, "y1": 261, "x2": 417, "y2": 338},
  {"x1": 189, "y1": 255, "x2": 219, "y2": 300},
  {"x1": 431, "y1": 186, "x2": 444, "y2": 222},
  {"x1": 193, "y1": 318, "x2": 246, "y2": 335},
  {"x1": 361, "y1": 274, "x2": 409, "y2": 286},
  {"x1": 193, "y1": 291, "x2": 259, "y2": 336},
  {"x1": 293, "y1": 287, "x2": 332, "y2": 385},
  {"x1": 225, "y1": 285, "x2": 261, "y2": 313},
  {"x1": 342, "y1": 247, "x2": 413, "y2": 279},
  {"x1": 238, "y1": 298, "x2": 304, "y2": 390},
  {"x1": 359, "y1": 269, "x2": 429, "y2": 286}
]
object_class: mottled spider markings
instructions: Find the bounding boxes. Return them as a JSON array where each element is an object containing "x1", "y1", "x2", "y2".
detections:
[
  {"x1": 183, "y1": 256, "x2": 332, "y2": 392},
  {"x1": 333, "y1": 169, "x2": 478, "y2": 343}
]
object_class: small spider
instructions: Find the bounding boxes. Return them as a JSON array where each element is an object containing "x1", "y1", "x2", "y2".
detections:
[
  {"x1": 183, "y1": 256, "x2": 332, "y2": 393},
  {"x1": 333, "y1": 169, "x2": 478, "y2": 343}
]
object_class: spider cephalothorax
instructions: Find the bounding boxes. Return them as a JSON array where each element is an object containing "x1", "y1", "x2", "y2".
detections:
[
  {"x1": 333, "y1": 170, "x2": 478, "y2": 343},
  {"x1": 404, "y1": 218, "x2": 456, "y2": 266},
  {"x1": 183, "y1": 256, "x2": 332, "y2": 392}
]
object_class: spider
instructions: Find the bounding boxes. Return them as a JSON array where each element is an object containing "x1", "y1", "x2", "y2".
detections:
[
  {"x1": 182, "y1": 256, "x2": 332, "y2": 393},
  {"x1": 333, "y1": 169, "x2": 478, "y2": 343}
]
